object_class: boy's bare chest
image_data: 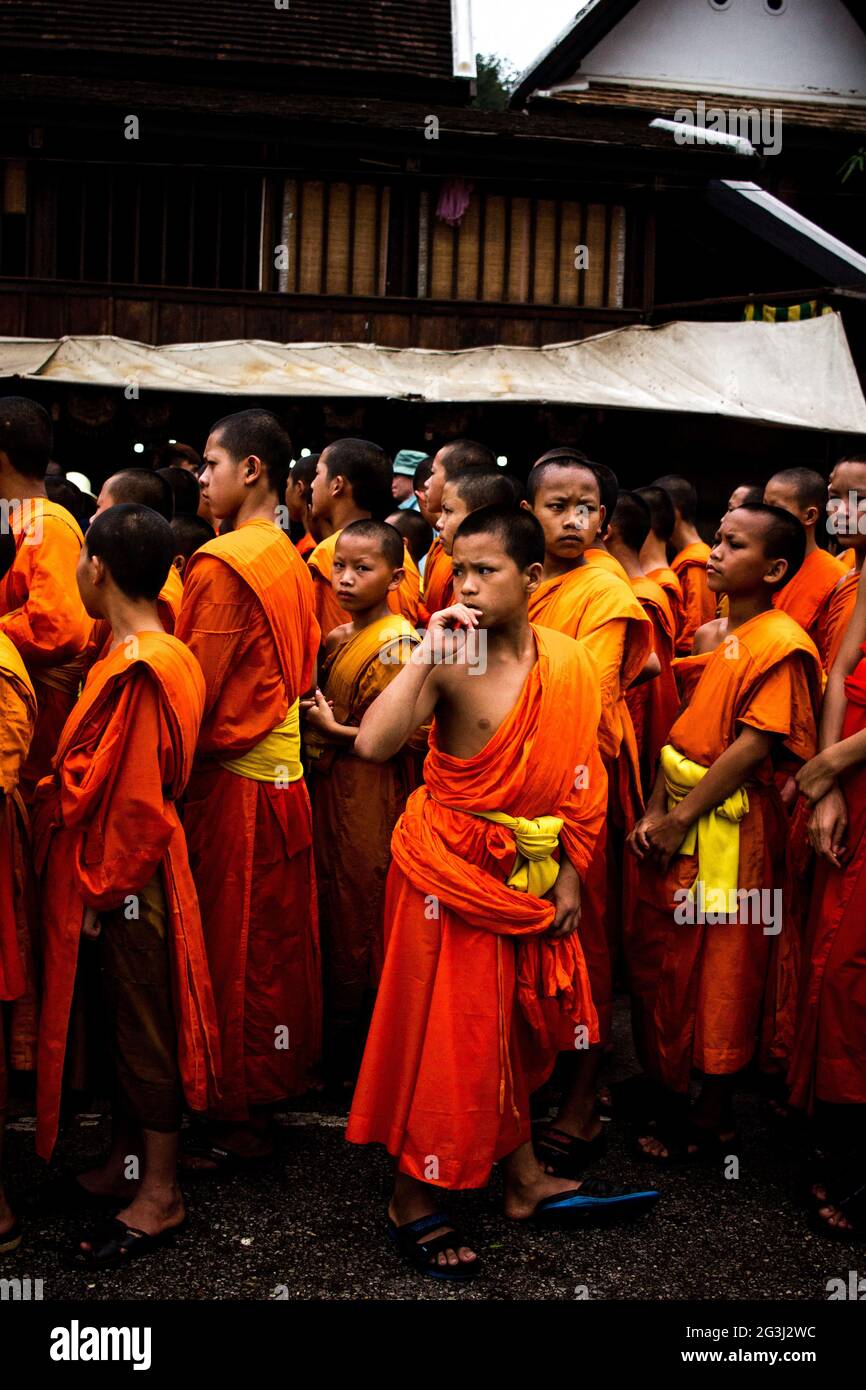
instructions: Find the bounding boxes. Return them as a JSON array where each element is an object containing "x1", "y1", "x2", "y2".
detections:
[{"x1": 437, "y1": 660, "x2": 534, "y2": 758}]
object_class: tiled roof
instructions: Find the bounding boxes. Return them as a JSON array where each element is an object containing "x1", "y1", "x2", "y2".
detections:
[
  {"x1": 0, "y1": 0, "x2": 455, "y2": 81},
  {"x1": 544, "y1": 85, "x2": 866, "y2": 135}
]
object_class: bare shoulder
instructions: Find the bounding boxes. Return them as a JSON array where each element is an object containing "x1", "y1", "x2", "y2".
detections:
[
  {"x1": 692, "y1": 616, "x2": 726, "y2": 655},
  {"x1": 324, "y1": 622, "x2": 352, "y2": 656}
]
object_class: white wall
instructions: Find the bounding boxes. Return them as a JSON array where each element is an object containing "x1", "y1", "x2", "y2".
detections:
[{"x1": 560, "y1": 0, "x2": 866, "y2": 102}]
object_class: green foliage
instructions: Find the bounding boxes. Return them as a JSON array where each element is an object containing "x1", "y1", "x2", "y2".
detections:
[
  {"x1": 840, "y1": 146, "x2": 865, "y2": 184},
  {"x1": 473, "y1": 53, "x2": 519, "y2": 110}
]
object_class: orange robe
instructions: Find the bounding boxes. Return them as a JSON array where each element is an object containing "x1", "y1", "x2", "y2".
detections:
[
  {"x1": 634, "y1": 611, "x2": 821, "y2": 1090},
  {"x1": 306, "y1": 614, "x2": 425, "y2": 1077},
  {"x1": 671, "y1": 541, "x2": 714, "y2": 656},
  {"x1": 0, "y1": 635, "x2": 37, "y2": 1110},
  {"x1": 627, "y1": 577, "x2": 679, "y2": 799},
  {"x1": 528, "y1": 565, "x2": 652, "y2": 1041},
  {"x1": 0, "y1": 500, "x2": 91, "y2": 802},
  {"x1": 176, "y1": 520, "x2": 322, "y2": 1118},
  {"x1": 584, "y1": 547, "x2": 631, "y2": 584},
  {"x1": 346, "y1": 625, "x2": 606, "y2": 1188},
  {"x1": 646, "y1": 565, "x2": 684, "y2": 651},
  {"x1": 773, "y1": 548, "x2": 849, "y2": 674},
  {"x1": 788, "y1": 646, "x2": 866, "y2": 1109},
  {"x1": 33, "y1": 632, "x2": 220, "y2": 1159},
  {"x1": 86, "y1": 567, "x2": 184, "y2": 665},
  {"x1": 825, "y1": 567, "x2": 860, "y2": 672},
  {"x1": 417, "y1": 537, "x2": 453, "y2": 625},
  {"x1": 309, "y1": 527, "x2": 419, "y2": 637},
  {"x1": 295, "y1": 532, "x2": 316, "y2": 560}
]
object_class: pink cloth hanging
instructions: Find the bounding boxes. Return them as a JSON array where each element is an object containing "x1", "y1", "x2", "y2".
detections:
[{"x1": 436, "y1": 178, "x2": 474, "y2": 227}]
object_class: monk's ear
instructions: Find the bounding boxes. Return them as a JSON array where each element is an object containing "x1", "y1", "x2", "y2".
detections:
[
  {"x1": 388, "y1": 565, "x2": 405, "y2": 592},
  {"x1": 597, "y1": 502, "x2": 607, "y2": 531},
  {"x1": 519, "y1": 498, "x2": 532, "y2": 513},
  {"x1": 173, "y1": 554, "x2": 186, "y2": 577},
  {"x1": 803, "y1": 504, "x2": 820, "y2": 529},
  {"x1": 243, "y1": 453, "x2": 264, "y2": 485},
  {"x1": 765, "y1": 556, "x2": 788, "y2": 587},
  {"x1": 525, "y1": 561, "x2": 545, "y2": 594}
]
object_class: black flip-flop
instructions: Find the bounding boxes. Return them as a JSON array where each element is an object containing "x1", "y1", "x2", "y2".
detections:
[
  {"x1": 387, "y1": 1211, "x2": 481, "y2": 1282},
  {"x1": 535, "y1": 1177, "x2": 660, "y2": 1226},
  {"x1": 74, "y1": 1215, "x2": 187, "y2": 1269}
]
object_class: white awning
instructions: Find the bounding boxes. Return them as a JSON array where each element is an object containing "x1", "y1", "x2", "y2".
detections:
[{"x1": 1, "y1": 314, "x2": 864, "y2": 432}]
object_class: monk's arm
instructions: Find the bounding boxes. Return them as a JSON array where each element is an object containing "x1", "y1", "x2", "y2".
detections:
[
  {"x1": 174, "y1": 560, "x2": 252, "y2": 717},
  {"x1": 0, "y1": 527, "x2": 89, "y2": 664},
  {"x1": 667, "y1": 725, "x2": 775, "y2": 832},
  {"x1": 353, "y1": 654, "x2": 440, "y2": 762},
  {"x1": 631, "y1": 650, "x2": 661, "y2": 687}
]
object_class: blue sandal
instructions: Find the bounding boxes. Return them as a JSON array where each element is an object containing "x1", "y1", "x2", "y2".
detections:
[
  {"x1": 387, "y1": 1211, "x2": 481, "y2": 1282},
  {"x1": 535, "y1": 1177, "x2": 660, "y2": 1225}
]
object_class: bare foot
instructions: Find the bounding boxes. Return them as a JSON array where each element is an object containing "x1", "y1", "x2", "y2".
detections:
[
  {"x1": 816, "y1": 1202, "x2": 853, "y2": 1232},
  {"x1": 503, "y1": 1171, "x2": 584, "y2": 1221},
  {"x1": 388, "y1": 1197, "x2": 477, "y2": 1270},
  {"x1": 638, "y1": 1134, "x2": 671, "y2": 1159}
]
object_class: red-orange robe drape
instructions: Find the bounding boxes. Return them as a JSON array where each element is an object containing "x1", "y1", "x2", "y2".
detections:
[
  {"x1": 0, "y1": 500, "x2": 91, "y2": 802},
  {"x1": 646, "y1": 565, "x2": 684, "y2": 652},
  {"x1": 627, "y1": 576, "x2": 680, "y2": 800},
  {"x1": 671, "y1": 541, "x2": 714, "y2": 656},
  {"x1": 773, "y1": 548, "x2": 849, "y2": 674},
  {"x1": 528, "y1": 564, "x2": 652, "y2": 1040},
  {"x1": 417, "y1": 537, "x2": 454, "y2": 626},
  {"x1": 633, "y1": 610, "x2": 821, "y2": 1090},
  {"x1": 0, "y1": 635, "x2": 37, "y2": 1111},
  {"x1": 33, "y1": 631, "x2": 220, "y2": 1159},
  {"x1": 346, "y1": 625, "x2": 607, "y2": 1188},
  {"x1": 788, "y1": 645, "x2": 866, "y2": 1109},
  {"x1": 176, "y1": 519, "x2": 322, "y2": 1118},
  {"x1": 825, "y1": 568, "x2": 860, "y2": 673}
]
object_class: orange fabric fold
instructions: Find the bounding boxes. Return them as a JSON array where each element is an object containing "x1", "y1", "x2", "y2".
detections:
[
  {"x1": 671, "y1": 541, "x2": 714, "y2": 655},
  {"x1": 346, "y1": 625, "x2": 607, "y2": 1188},
  {"x1": 417, "y1": 536, "x2": 453, "y2": 625},
  {"x1": 627, "y1": 576, "x2": 680, "y2": 798},
  {"x1": 33, "y1": 632, "x2": 221, "y2": 1159},
  {"x1": 773, "y1": 548, "x2": 849, "y2": 673}
]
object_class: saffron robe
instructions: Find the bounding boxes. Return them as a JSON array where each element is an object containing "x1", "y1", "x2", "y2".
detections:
[
  {"x1": 33, "y1": 632, "x2": 220, "y2": 1160},
  {"x1": 295, "y1": 532, "x2": 316, "y2": 560},
  {"x1": 306, "y1": 615, "x2": 425, "y2": 1074},
  {"x1": 647, "y1": 565, "x2": 685, "y2": 651},
  {"x1": 418, "y1": 537, "x2": 454, "y2": 625},
  {"x1": 773, "y1": 548, "x2": 849, "y2": 674},
  {"x1": 346, "y1": 625, "x2": 606, "y2": 1188},
  {"x1": 176, "y1": 519, "x2": 322, "y2": 1117},
  {"x1": 0, "y1": 500, "x2": 91, "y2": 802},
  {"x1": 788, "y1": 646, "x2": 866, "y2": 1109},
  {"x1": 825, "y1": 567, "x2": 860, "y2": 672},
  {"x1": 309, "y1": 528, "x2": 420, "y2": 637},
  {"x1": 671, "y1": 541, "x2": 714, "y2": 656},
  {"x1": 633, "y1": 610, "x2": 821, "y2": 1090},
  {"x1": 0, "y1": 635, "x2": 37, "y2": 1108},
  {"x1": 627, "y1": 577, "x2": 680, "y2": 799},
  {"x1": 86, "y1": 567, "x2": 184, "y2": 665},
  {"x1": 584, "y1": 548, "x2": 631, "y2": 585},
  {"x1": 528, "y1": 565, "x2": 652, "y2": 1040}
]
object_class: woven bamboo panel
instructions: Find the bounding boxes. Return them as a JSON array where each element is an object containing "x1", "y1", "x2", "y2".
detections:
[
  {"x1": 456, "y1": 192, "x2": 480, "y2": 300},
  {"x1": 507, "y1": 197, "x2": 531, "y2": 303},
  {"x1": 481, "y1": 195, "x2": 506, "y2": 302},
  {"x1": 533, "y1": 199, "x2": 556, "y2": 305},
  {"x1": 325, "y1": 181, "x2": 351, "y2": 295},
  {"x1": 583, "y1": 203, "x2": 607, "y2": 308},
  {"x1": 557, "y1": 200, "x2": 581, "y2": 307}
]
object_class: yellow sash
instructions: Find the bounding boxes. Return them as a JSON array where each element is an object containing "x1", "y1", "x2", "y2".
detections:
[
  {"x1": 475, "y1": 809, "x2": 564, "y2": 898},
  {"x1": 220, "y1": 699, "x2": 303, "y2": 783},
  {"x1": 660, "y1": 743, "x2": 749, "y2": 902}
]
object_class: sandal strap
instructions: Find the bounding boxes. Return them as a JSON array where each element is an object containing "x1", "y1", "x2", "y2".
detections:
[
  {"x1": 394, "y1": 1210, "x2": 453, "y2": 1242},
  {"x1": 416, "y1": 1229, "x2": 469, "y2": 1260}
]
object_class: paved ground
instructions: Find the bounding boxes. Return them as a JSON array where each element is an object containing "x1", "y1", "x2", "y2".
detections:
[{"x1": 2, "y1": 1000, "x2": 851, "y2": 1303}]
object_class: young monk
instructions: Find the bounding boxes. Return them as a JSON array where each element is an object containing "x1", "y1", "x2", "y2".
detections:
[
  {"x1": 435, "y1": 467, "x2": 517, "y2": 557},
  {"x1": 0, "y1": 529, "x2": 37, "y2": 1254},
  {"x1": 637, "y1": 484, "x2": 684, "y2": 645},
  {"x1": 762, "y1": 468, "x2": 850, "y2": 675},
  {"x1": 628, "y1": 505, "x2": 821, "y2": 1160},
  {"x1": 175, "y1": 409, "x2": 322, "y2": 1171},
  {"x1": 790, "y1": 560, "x2": 866, "y2": 1237},
  {"x1": 285, "y1": 453, "x2": 320, "y2": 560},
  {"x1": 607, "y1": 490, "x2": 679, "y2": 800},
  {"x1": 522, "y1": 459, "x2": 653, "y2": 1176},
  {"x1": 308, "y1": 439, "x2": 395, "y2": 638},
  {"x1": 34, "y1": 504, "x2": 220, "y2": 1266},
  {"x1": 654, "y1": 474, "x2": 714, "y2": 655},
  {"x1": 385, "y1": 509, "x2": 430, "y2": 626},
  {"x1": 88, "y1": 468, "x2": 183, "y2": 646},
  {"x1": 303, "y1": 521, "x2": 424, "y2": 1087},
  {"x1": 157, "y1": 464, "x2": 202, "y2": 519},
  {"x1": 726, "y1": 483, "x2": 764, "y2": 512},
  {"x1": 584, "y1": 461, "x2": 632, "y2": 585},
  {"x1": 419, "y1": 439, "x2": 498, "y2": 622},
  {"x1": 0, "y1": 397, "x2": 91, "y2": 803},
  {"x1": 824, "y1": 454, "x2": 866, "y2": 669},
  {"x1": 347, "y1": 506, "x2": 657, "y2": 1279},
  {"x1": 170, "y1": 514, "x2": 216, "y2": 578}
]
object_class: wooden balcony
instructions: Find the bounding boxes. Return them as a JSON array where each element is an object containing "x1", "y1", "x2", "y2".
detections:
[{"x1": 0, "y1": 278, "x2": 644, "y2": 351}]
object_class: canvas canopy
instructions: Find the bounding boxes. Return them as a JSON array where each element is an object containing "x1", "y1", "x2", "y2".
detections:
[{"x1": 1, "y1": 314, "x2": 864, "y2": 432}]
